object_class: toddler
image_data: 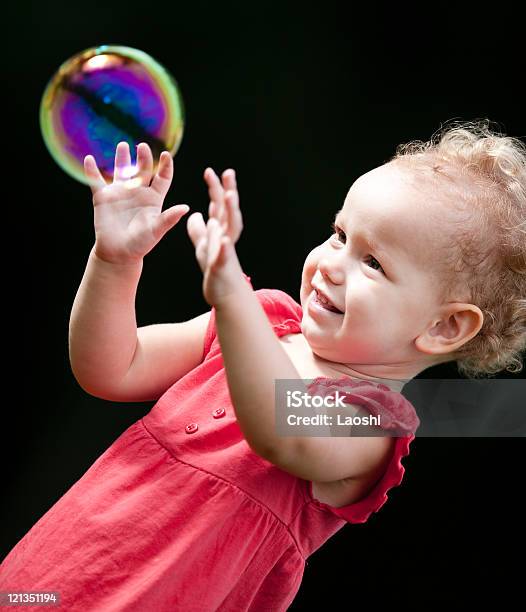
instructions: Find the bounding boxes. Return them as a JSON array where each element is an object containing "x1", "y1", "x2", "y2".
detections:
[{"x1": 1, "y1": 118, "x2": 525, "y2": 611}]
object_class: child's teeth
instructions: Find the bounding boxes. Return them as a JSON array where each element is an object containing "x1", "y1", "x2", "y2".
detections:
[
  {"x1": 318, "y1": 293, "x2": 330, "y2": 306},
  {"x1": 316, "y1": 291, "x2": 338, "y2": 311}
]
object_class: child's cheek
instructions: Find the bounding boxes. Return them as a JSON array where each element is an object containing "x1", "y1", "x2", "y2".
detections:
[{"x1": 302, "y1": 244, "x2": 325, "y2": 274}]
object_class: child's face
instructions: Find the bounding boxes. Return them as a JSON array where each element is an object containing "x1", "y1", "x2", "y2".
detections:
[{"x1": 299, "y1": 162, "x2": 459, "y2": 380}]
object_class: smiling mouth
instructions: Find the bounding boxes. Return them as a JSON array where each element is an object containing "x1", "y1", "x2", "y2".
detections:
[{"x1": 312, "y1": 291, "x2": 344, "y2": 314}]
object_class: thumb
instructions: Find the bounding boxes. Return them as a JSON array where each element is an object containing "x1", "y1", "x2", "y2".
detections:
[
  {"x1": 186, "y1": 211, "x2": 207, "y2": 249},
  {"x1": 154, "y1": 204, "x2": 190, "y2": 240}
]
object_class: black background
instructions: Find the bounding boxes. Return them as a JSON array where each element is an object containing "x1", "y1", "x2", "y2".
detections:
[{"x1": 3, "y1": 1, "x2": 524, "y2": 607}]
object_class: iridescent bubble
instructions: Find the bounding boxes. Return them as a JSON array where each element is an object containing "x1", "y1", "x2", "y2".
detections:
[{"x1": 40, "y1": 45, "x2": 184, "y2": 185}]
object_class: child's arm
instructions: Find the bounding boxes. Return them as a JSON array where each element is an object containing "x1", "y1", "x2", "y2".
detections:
[
  {"x1": 69, "y1": 248, "x2": 210, "y2": 401},
  {"x1": 188, "y1": 169, "x2": 398, "y2": 485},
  {"x1": 214, "y1": 284, "x2": 396, "y2": 483},
  {"x1": 69, "y1": 142, "x2": 199, "y2": 401}
]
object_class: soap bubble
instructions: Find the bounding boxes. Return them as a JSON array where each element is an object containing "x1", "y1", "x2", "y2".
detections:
[{"x1": 39, "y1": 45, "x2": 184, "y2": 186}]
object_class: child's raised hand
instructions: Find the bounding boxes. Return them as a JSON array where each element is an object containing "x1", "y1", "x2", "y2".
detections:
[
  {"x1": 84, "y1": 142, "x2": 190, "y2": 265},
  {"x1": 186, "y1": 168, "x2": 246, "y2": 307}
]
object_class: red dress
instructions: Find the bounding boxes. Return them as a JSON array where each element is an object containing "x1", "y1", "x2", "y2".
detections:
[{"x1": 0, "y1": 277, "x2": 420, "y2": 611}]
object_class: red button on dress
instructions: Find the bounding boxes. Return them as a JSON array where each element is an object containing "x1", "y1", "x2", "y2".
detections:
[
  {"x1": 212, "y1": 407, "x2": 226, "y2": 418},
  {"x1": 185, "y1": 423, "x2": 199, "y2": 434}
]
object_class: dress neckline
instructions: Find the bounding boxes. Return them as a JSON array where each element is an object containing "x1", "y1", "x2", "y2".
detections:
[{"x1": 272, "y1": 318, "x2": 302, "y2": 336}]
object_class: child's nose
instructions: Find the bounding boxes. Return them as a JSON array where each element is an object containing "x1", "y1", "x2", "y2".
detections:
[{"x1": 318, "y1": 256, "x2": 345, "y2": 285}]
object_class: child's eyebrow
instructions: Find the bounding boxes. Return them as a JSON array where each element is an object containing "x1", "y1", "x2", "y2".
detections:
[{"x1": 333, "y1": 211, "x2": 393, "y2": 259}]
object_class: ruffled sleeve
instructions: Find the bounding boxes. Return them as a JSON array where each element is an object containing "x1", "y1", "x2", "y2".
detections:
[
  {"x1": 201, "y1": 277, "x2": 304, "y2": 361},
  {"x1": 305, "y1": 376, "x2": 420, "y2": 524},
  {"x1": 250, "y1": 288, "x2": 304, "y2": 327}
]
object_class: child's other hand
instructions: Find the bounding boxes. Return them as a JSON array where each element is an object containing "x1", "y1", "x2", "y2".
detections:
[
  {"x1": 186, "y1": 168, "x2": 245, "y2": 307},
  {"x1": 84, "y1": 142, "x2": 190, "y2": 265}
]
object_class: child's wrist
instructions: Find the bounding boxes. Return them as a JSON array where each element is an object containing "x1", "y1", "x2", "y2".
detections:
[
  {"x1": 89, "y1": 246, "x2": 144, "y2": 280},
  {"x1": 90, "y1": 245, "x2": 144, "y2": 269},
  {"x1": 213, "y1": 272, "x2": 253, "y2": 312}
]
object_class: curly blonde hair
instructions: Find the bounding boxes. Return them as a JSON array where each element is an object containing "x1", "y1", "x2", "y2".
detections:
[{"x1": 388, "y1": 118, "x2": 526, "y2": 378}]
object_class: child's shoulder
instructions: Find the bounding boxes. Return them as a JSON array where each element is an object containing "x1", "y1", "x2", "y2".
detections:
[
  {"x1": 253, "y1": 287, "x2": 303, "y2": 321},
  {"x1": 242, "y1": 275, "x2": 301, "y2": 316}
]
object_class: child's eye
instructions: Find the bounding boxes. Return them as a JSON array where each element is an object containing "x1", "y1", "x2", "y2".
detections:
[
  {"x1": 330, "y1": 222, "x2": 385, "y2": 275},
  {"x1": 331, "y1": 221, "x2": 346, "y2": 243},
  {"x1": 364, "y1": 254, "x2": 384, "y2": 273}
]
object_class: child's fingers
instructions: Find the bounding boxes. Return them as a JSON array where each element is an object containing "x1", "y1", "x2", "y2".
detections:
[
  {"x1": 151, "y1": 151, "x2": 173, "y2": 198},
  {"x1": 204, "y1": 168, "x2": 224, "y2": 203},
  {"x1": 187, "y1": 211, "x2": 207, "y2": 247},
  {"x1": 136, "y1": 142, "x2": 154, "y2": 186},
  {"x1": 186, "y1": 212, "x2": 208, "y2": 270},
  {"x1": 83, "y1": 155, "x2": 107, "y2": 195},
  {"x1": 207, "y1": 217, "x2": 222, "y2": 270},
  {"x1": 224, "y1": 189, "x2": 243, "y2": 241},
  {"x1": 208, "y1": 217, "x2": 232, "y2": 272},
  {"x1": 153, "y1": 204, "x2": 189, "y2": 241},
  {"x1": 113, "y1": 142, "x2": 132, "y2": 182},
  {"x1": 208, "y1": 199, "x2": 217, "y2": 220},
  {"x1": 205, "y1": 168, "x2": 242, "y2": 236},
  {"x1": 221, "y1": 170, "x2": 241, "y2": 237},
  {"x1": 221, "y1": 169, "x2": 236, "y2": 192},
  {"x1": 204, "y1": 168, "x2": 226, "y2": 222}
]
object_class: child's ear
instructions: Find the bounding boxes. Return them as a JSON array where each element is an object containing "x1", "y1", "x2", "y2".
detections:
[{"x1": 414, "y1": 303, "x2": 484, "y2": 356}]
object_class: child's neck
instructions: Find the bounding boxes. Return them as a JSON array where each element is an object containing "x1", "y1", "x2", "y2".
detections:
[{"x1": 311, "y1": 356, "x2": 409, "y2": 393}]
